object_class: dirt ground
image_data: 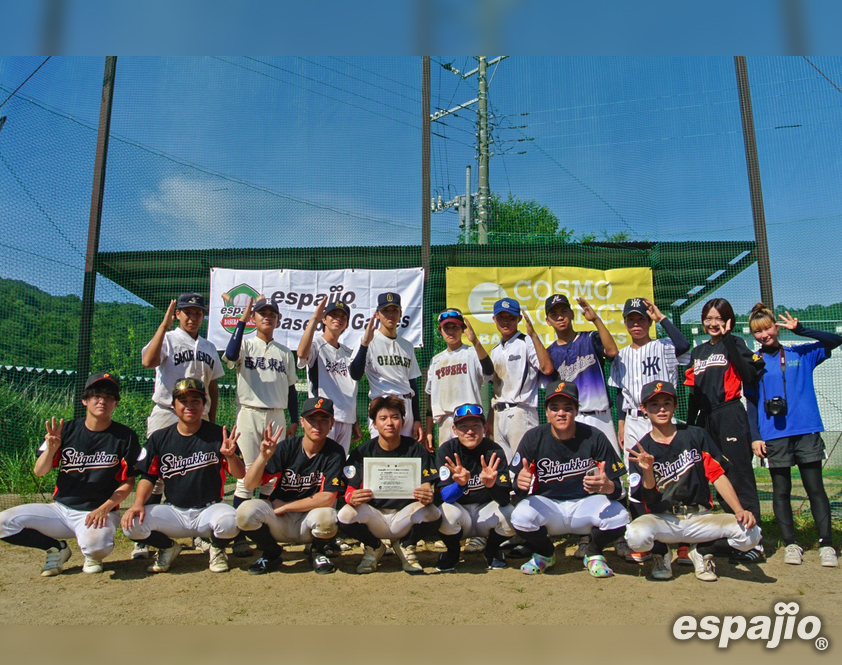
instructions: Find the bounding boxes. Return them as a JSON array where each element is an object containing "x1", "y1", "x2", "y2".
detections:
[{"x1": 0, "y1": 535, "x2": 839, "y2": 625}]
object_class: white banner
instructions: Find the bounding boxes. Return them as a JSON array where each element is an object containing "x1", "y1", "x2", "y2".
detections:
[{"x1": 208, "y1": 268, "x2": 425, "y2": 351}]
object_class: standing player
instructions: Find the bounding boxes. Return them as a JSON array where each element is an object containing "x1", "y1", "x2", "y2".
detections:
[
  {"x1": 338, "y1": 396, "x2": 440, "y2": 574},
  {"x1": 425, "y1": 308, "x2": 493, "y2": 450},
  {"x1": 135, "y1": 292, "x2": 225, "y2": 559},
  {"x1": 510, "y1": 380, "x2": 629, "y2": 577},
  {"x1": 625, "y1": 381, "x2": 760, "y2": 582},
  {"x1": 121, "y1": 378, "x2": 245, "y2": 573},
  {"x1": 0, "y1": 373, "x2": 140, "y2": 576},
  {"x1": 223, "y1": 296, "x2": 298, "y2": 556},
  {"x1": 489, "y1": 298, "x2": 555, "y2": 462},
  {"x1": 350, "y1": 292, "x2": 424, "y2": 445},
  {"x1": 235, "y1": 397, "x2": 347, "y2": 575},
  {"x1": 435, "y1": 404, "x2": 514, "y2": 572},
  {"x1": 297, "y1": 295, "x2": 360, "y2": 454}
]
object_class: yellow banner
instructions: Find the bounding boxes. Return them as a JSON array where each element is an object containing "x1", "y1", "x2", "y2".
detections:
[{"x1": 445, "y1": 267, "x2": 654, "y2": 349}]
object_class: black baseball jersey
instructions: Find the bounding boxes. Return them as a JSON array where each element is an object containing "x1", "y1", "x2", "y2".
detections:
[
  {"x1": 685, "y1": 334, "x2": 764, "y2": 410},
  {"x1": 40, "y1": 418, "x2": 141, "y2": 511},
  {"x1": 510, "y1": 423, "x2": 626, "y2": 501},
  {"x1": 629, "y1": 424, "x2": 729, "y2": 513},
  {"x1": 436, "y1": 437, "x2": 511, "y2": 506},
  {"x1": 261, "y1": 436, "x2": 346, "y2": 503},
  {"x1": 136, "y1": 421, "x2": 235, "y2": 509},
  {"x1": 344, "y1": 436, "x2": 438, "y2": 510}
]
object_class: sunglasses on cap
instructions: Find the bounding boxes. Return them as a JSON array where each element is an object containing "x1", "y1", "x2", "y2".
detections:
[
  {"x1": 438, "y1": 309, "x2": 464, "y2": 323},
  {"x1": 454, "y1": 404, "x2": 484, "y2": 419}
]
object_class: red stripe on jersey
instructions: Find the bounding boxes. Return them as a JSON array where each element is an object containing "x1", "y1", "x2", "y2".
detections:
[
  {"x1": 344, "y1": 485, "x2": 356, "y2": 504},
  {"x1": 115, "y1": 459, "x2": 129, "y2": 482},
  {"x1": 219, "y1": 459, "x2": 229, "y2": 499},
  {"x1": 262, "y1": 472, "x2": 281, "y2": 487},
  {"x1": 52, "y1": 449, "x2": 61, "y2": 468},
  {"x1": 702, "y1": 451, "x2": 725, "y2": 483},
  {"x1": 723, "y1": 365, "x2": 743, "y2": 402},
  {"x1": 149, "y1": 456, "x2": 160, "y2": 476},
  {"x1": 319, "y1": 474, "x2": 325, "y2": 492},
  {"x1": 684, "y1": 366, "x2": 695, "y2": 387}
]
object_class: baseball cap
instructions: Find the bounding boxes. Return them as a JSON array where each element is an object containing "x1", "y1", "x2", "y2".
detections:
[
  {"x1": 438, "y1": 308, "x2": 465, "y2": 326},
  {"x1": 172, "y1": 378, "x2": 206, "y2": 398},
  {"x1": 377, "y1": 292, "x2": 402, "y2": 310},
  {"x1": 84, "y1": 372, "x2": 120, "y2": 391},
  {"x1": 544, "y1": 380, "x2": 579, "y2": 405},
  {"x1": 253, "y1": 297, "x2": 279, "y2": 315},
  {"x1": 453, "y1": 403, "x2": 486, "y2": 424},
  {"x1": 301, "y1": 396, "x2": 335, "y2": 418},
  {"x1": 545, "y1": 294, "x2": 572, "y2": 313},
  {"x1": 623, "y1": 298, "x2": 649, "y2": 318},
  {"x1": 493, "y1": 298, "x2": 521, "y2": 316},
  {"x1": 325, "y1": 300, "x2": 351, "y2": 317},
  {"x1": 176, "y1": 292, "x2": 207, "y2": 311},
  {"x1": 640, "y1": 380, "x2": 677, "y2": 405}
]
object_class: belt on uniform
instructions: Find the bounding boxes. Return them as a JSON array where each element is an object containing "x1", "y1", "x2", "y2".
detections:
[
  {"x1": 166, "y1": 500, "x2": 222, "y2": 510},
  {"x1": 669, "y1": 504, "x2": 706, "y2": 516},
  {"x1": 580, "y1": 410, "x2": 598, "y2": 416},
  {"x1": 625, "y1": 409, "x2": 645, "y2": 418},
  {"x1": 493, "y1": 402, "x2": 519, "y2": 412}
]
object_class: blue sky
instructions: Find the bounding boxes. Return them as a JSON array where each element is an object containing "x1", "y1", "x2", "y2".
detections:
[{"x1": 1, "y1": 56, "x2": 841, "y2": 318}]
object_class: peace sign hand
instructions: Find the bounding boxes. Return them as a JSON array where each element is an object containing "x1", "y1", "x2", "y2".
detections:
[
  {"x1": 479, "y1": 453, "x2": 500, "y2": 488},
  {"x1": 776, "y1": 311, "x2": 799, "y2": 330},
  {"x1": 577, "y1": 297, "x2": 598, "y2": 323},
  {"x1": 445, "y1": 454, "x2": 471, "y2": 486},
  {"x1": 627, "y1": 443, "x2": 655, "y2": 472},
  {"x1": 220, "y1": 425, "x2": 241, "y2": 457},
  {"x1": 259, "y1": 422, "x2": 284, "y2": 460},
  {"x1": 44, "y1": 417, "x2": 64, "y2": 450}
]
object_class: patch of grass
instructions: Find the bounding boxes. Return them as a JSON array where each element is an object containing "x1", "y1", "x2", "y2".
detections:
[{"x1": 515, "y1": 601, "x2": 530, "y2": 610}]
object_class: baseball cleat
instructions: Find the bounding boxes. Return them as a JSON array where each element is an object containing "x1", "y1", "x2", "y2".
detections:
[
  {"x1": 41, "y1": 542, "x2": 71, "y2": 577},
  {"x1": 208, "y1": 544, "x2": 229, "y2": 573},
  {"x1": 463, "y1": 537, "x2": 487, "y2": 553},
  {"x1": 650, "y1": 554, "x2": 673, "y2": 580},
  {"x1": 230, "y1": 537, "x2": 253, "y2": 558},
  {"x1": 323, "y1": 537, "x2": 350, "y2": 557},
  {"x1": 435, "y1": 552, "x2": 460, "y2": 573},
  {"x1": 520, "y1": 553, "x2": 555, "y2": 575},
  {"x1": 248, "y1": 555, "x2": 283, "y2": 575},
  {"x1": 584, "y1": 554, "x2": 614, "y2": 578},
  {"x1": 688, "y1": 545, "x2": 717, "y2": 582},
  {"x1": 147, "y1": 541, "x2": 182, "y2": 573},
  {"x1": 483, "y1": 549, "x2": 508, "y2": 570},
  {"x1": 676, "y1": 545, "x2": 693, "y2": 566},
  {"x1": 311, "y1": 553, "x2": 337, "y2": 575},
  {"x1": 573, "y1": 535, "x2": 590, "y2": 559},
  {"x1": 728, "y1": 545, "x2": 765, "y2": 565},
  {"x1": 131, "y1": 542, "x2": 152, "y2": 560},
  {"x1": 508, "y1": 544, "x2": 532, "y2": 559},
  {"x1": 393, "y1": 540, "x2": 424, "y2": 574},
  {"x1": 356, "y1": 542, "x2": 387, "y2": 574},
  {"x1": 82, "y1": 556, "x2": 104, "y2": 574},
  {"x1": 783, "y1": 543, "x2": 803, "y2": 565},
  {"x1": 819, "y1": 546, "x2": 838, "y2": 568}
]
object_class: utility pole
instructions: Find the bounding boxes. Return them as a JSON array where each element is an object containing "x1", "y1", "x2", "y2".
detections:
[
  {"x1": 422, "y1": 56, "x2": 431, "y2": 279},
  {"x1": 476, "y1": 56, "x2": 489, "y2": 244}
]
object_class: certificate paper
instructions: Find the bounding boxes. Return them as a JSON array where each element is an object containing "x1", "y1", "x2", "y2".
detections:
[{"x1": 363, "y1": 458, "x2": 421, "y2": 500}]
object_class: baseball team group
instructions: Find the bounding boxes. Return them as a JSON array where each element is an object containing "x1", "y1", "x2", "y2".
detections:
[{"x1": 1, "y1": 286, "x2": 838, "y2": 584}]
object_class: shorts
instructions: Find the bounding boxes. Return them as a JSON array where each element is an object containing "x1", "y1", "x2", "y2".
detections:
[{"x1": 763, "y1": 432, "x2": 826, "y2": 469}]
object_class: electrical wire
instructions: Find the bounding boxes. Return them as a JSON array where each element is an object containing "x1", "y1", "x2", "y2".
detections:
[{"x1": 0, "y1": 56, "x2": 51, "y2": 110}]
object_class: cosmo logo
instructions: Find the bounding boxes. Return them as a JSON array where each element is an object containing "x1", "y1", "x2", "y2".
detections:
[
  {"x1": 673, "y1": 602, "x2": 827, "y2": 650},
  {"x1": 467, "y1": 282, "x2": 509, "y2": 324}
]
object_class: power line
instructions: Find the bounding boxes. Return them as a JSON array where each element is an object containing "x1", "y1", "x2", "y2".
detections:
[
  {"x1": 327, "y1": 56, "x2": 419, "y2": 93},
  {"x1": 295, "y1": 56, "x2": 420, "y2": 105},
  {"x1": 802, "y1": 56, "x2": 842, "y2": 96},
  {"x1": 0, "y1": 56, "x2": 51, "y2": 110}
]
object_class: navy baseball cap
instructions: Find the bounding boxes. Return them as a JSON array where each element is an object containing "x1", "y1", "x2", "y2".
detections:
[
  {"x1": 453, "y1": 403, "x2": 485, "y2": 424},
  {"x1": 493, "y1": 298, "x2": 521, "y2": 316},
  {"x1": 301, "y1": 397, "x2": 335, "y2": 418},
  {"x1": 640, "y1": 380, "x2": 677, "y2": 405},
  {"x1": 176, "y1": 292, "x2": 207, "y2": 311},
  {"x1": 545, "y1": 294, "x2": 572, "y2": 313},
  {"x1": 622, "y1": 298, "x2": 649, "y2": 318},
  {"x1": 85, "y1": 372, "x2": 120, "y2": 391},
  {"x1": 253, "y1": 297, "x2": 279, "y2": 315},
  {"x1": 325, "y1": 300, "x2": 351, "y2": 317},
  {"x1": 544, "y1": 380, "x2": 579, "y2": 405},
  {"x1": 172, "y1": 378, "x2": 206, "y2": 398},
  {"x1": 377, "y1": 292, "x2": 402, "y2": 310}
]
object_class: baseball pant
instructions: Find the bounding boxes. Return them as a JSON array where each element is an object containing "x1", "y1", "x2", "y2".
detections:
[
  {"x1": 625, "y1": 510, "x2": 761, "y2": 553},
  {"x1": 699, "y1": 401, "x2": 761, "y2": 522},
  {"x1": 236, "y1": 499, "x2": 337, "y2": 543},
  {"x1": 122, "y1": 502, "x2": 239, "y2": 541},
  {"x1": 337, "y1": 502, "x2": 441, "y2": 541},
  {"x1": 234, "y1": 405, "x2": 285, "y2": 499},
  {"x1": 329, "y1": 421, "x2": 353, "y2": 455},
  {"x1": 0, "y1": 502, "x2": 119, "y2": 561},
  {"x1": 493, "y1": 405, "x2": 538, "y2": 463},
  {"x1": 436, "y1": 415, "x2": 455, "y2": 448},
  {"x1": 621, "y1": 411, "x2": 652, "y2": 451},
  {"x1": 577, "y1": 409, "x2": 621, "y2": 458},
  {"x1": 369, "y1": 395, "x2": 416, "y2": 439},
  {"x1": 438, "y1": 501, "x2": 515, "y2": 538},
  {"x1": 511, "y1": 494, "x2": 630, "y2": 535}
]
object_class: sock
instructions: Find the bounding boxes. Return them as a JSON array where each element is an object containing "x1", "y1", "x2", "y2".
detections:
[
  {"x1": 310, "y1": 537, "x2": 332, "y2": 556},
  {"x1": 142, "y1": 531, "x2": 175, "y2": 550},
  {"x1": 587, "y1": 526, "x2": 626, "y2": 556},
  {"x1": 651, "y1": 541, "x2": 669, "y2": 556},
  {"x1": 210, "y1": 536, "x2": 235, "y2": 549},
  {"x1": 514, "y1": 526, "x2": 554, "y2": 558},
  {"x1": 2, "y1": 528, "x2": 61, "y2": 551},
  {"x1": 338, "y1": 521, "x2": 382, "y2": 549},
  {"x1": 245, "y1": 524, "x2": 282, "y2": 559},
  {"x1": 232, "y1": 495, "x2": 247, "y2": 509},
  {"x1": 441, "y1": 529, "x2": 462, "y2": 558},
  {"x1": 485, "y1": 530, "x2": 506, "y2": 559}
]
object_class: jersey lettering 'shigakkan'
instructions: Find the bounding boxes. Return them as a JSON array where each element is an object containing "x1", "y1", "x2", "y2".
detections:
[
  {"x1": 261, "y1": 435, "x2": 346, "y2": 503},
  {"x1": 436, "y1": 437, "x2": 511, "y2": 506}
]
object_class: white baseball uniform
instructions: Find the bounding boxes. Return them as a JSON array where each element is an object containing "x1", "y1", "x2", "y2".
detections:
[{"x1": 298, "y1": 336, "x2": 358, "y2": 453}]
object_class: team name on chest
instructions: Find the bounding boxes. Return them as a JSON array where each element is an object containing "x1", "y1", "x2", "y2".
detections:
[
  {"x1": 654, "y1": 448, "x2": 702, "y2": 486},
  {"x1": 280, "y1": 469, "x2": 321, "y2": 491},
  {"x1": 173, "y1": 349, "x2": 216, "y2": 369},
  {"x1": 325, "y1": 358, "x2": 348, "y2": 376},
  {"x1": 244, "y1": 356, "x2": 286, "y2": 373},
  {"x1": 435, "y1": 362, "x2": 468, "y2": 379},
  {"x1": 60, "y1": 448, "x2": 119, "y2": 472},
  {"x1": 377, "y1": 355, "x2": 411, "y2": 368},
  {"x1": 694, "y1": 354, "x2": 727, "y2": 373},
  {"x1": 558, "y1": 354, "x2": 596, "y2": 380},
  {"x1": 160, "y1": 450, "x2": 219, "y2": 477},
  {"x1": 537, "y1": 457, "x2": 592, "y2": 482}
]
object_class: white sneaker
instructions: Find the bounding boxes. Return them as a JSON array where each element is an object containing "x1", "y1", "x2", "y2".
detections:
[
  {"x1": 41, "y1": 542, "x2": 71, "y2": 577},
  {"x1": 783, "y1": 543, "x2": 803, "y2": 565},
  {"x1": 650, "y1": 553, "x2": 673, "y2": 580},
  {"x1": 208, "y1": 544, "x2": 229, "y2": 573},
  {"x1": 82, "y1": 556, "x2": 103, "y2": 574},
  {"x1": 463, "y1": 537, "x2": 487, "y2": 553},
  {"x1": 819, "y1": 546, "x2": 838, "y2": 568},
  {"x1": 147, "y1": 541, "x2": 182, "y2": 573},
  {"x1": 356, "y1": 542, "x2": 387, "y2": 574},
  {"x1": 131, "y1": 542, "x2": 151, "y2": 560},
  {"x1": 192, "y1": 537, "x2": 211, "y2": 553},
  {"x1": 688, "y1": 545, "x2": 717, "y2": 582},
  {"x1": 392, "y1": 540, "x2": 424, "y2": 574}
]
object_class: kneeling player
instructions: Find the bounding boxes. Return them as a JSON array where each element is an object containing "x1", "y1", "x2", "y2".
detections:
[
  {"x1": 0, "y1": 373, "x2": 140, "y2": 576},
  {"x1": 435, "y1": 404, "x2": 514, "y2": 572},
  {"x1": 338, "y1": 396, "x2": 440, "y2": 574},
  {"x1": 625, "y1": 381, "x2": 761, "y2": 582},
  {"x1": 236, "y1": 397, "x2": 346, "y2": 575},
  {"x1": 121, "y1": 379, "x2": 245, "y2": 573},
  {"x1": 510, "y1": 381, "x2": 629, "y2": 578}
]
